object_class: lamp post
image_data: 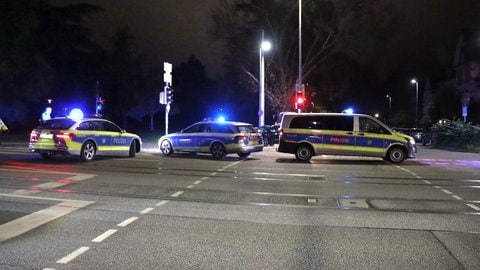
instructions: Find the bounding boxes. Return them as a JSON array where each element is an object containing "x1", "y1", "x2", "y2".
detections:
[
  {"x1": 386, "y1": 94, "x2": 391, "y2": 124},
  {"x1": 411, "y1": 79, "x2": 419, "y2": 128},
  {"x1": 259, "y1": 37, "x2": 271, "y2": 127}
]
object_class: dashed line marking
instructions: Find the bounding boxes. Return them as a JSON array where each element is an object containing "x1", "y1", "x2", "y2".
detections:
[
  {"x1": 56, "y1": 246, "x2": 90, "y2": 264},
  {"x1": 92, "y1": 229, "x2": 117, "y2": 243},
  {"x1": 170, "y1": 191, "x2": 184, "y2": 197},
  {"x1": 140, "y1": 207, "x2": 154, "y2": 214},
  {"x1": 467, "y1": 203, "x2": 480, "y2": 211},
  {"x1": 156, "y1": 200, "x2": 168, "y2": 206},
  {"x1": 452, "y1": 195, "x2": 463, "y2": 200},
  {"x1": 441, "y1": 189, "x2": 453, "y2": 195},
  {"x1": 117, "y1": 217, "x2": 138, "y2": 227},
  {"x1": 193, "y1": 180, "x2": 202, "y2": 185},
  {"x1": 186, "y1": 185, "x2": 194, "y2": 188},
  {"x1": 422, "y1": 180, "x2": 432, "y2": 184}
]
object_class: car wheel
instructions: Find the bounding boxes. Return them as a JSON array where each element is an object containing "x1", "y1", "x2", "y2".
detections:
[
  {"x1": 80, "y1": 141, "x2": 96, "y2": 162},
  {"x1": 40, "y1": 152, "x2": 53, "y2": 160},
  {"x1": 386, "y1": 146, "x2": 405, "y2": 163},
  {"x1": 295, "y1": 144, "x2": 313, "y2": 162},
  {"x1": 129, "y1": 141, "x2": 136, "y2": 158},
  {"x1": 159, "y1": 140, "x2": 173, "y2": 156},
  {"x1": 238, "y1": 152, "x2": 250, "y2": 158},
  {"x1": 211, "y1": 142, "x2": 226, "y2": 160}
]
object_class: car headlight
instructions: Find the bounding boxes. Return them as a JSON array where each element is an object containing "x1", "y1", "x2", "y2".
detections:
[{"x1": 409, "y1": 137, "x2": 416, "y2": 145}]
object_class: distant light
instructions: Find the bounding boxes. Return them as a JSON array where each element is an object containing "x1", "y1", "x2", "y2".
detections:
[
  {"x1": 216, "y1": 116, "x2": 225, "y2": 122},
  {"x1": 261, "y1": 41, "x2": 272, "y2": 51},
  {"x1": 411, "y1": 79, "x2": 417, "y2": 84},
  {"x1": 374, "y1": 113, "x2": 379, "y2": 118},
  {"x1": 342, "y1": 108, "x2": 354, "y2": 114},
  {"x1": 68, "y1": 108, "x2": 84, "y2": 121}
]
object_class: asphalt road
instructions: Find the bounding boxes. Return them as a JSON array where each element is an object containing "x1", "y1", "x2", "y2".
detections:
[{"x1": 0, "y1": 138, "x2": 479, "y2": 269}]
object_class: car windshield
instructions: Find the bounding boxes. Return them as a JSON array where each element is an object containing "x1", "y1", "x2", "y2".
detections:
[
  {"x1": 37, "y1": 118, "x2": 76, "y2": 129},
  {"x1": 235, "y1": 125, "x2": 256, "y2": 133}
]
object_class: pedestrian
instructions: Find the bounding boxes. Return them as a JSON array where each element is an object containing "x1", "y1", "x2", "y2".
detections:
[{"x1": 0, "y1": 117, "x2": 8, "y2": 145}]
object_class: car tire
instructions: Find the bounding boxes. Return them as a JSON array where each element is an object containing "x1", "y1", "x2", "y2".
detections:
[
  {"x1": 295, "y1": 144, "x2": 313, "y2": 162},
  {"x1": 386, "y1": 146, "x2": 405, "y2": 163},
  {"x1": 211, "y1": 142, "x2": 226, "y2": 160},
  {"x1": 80, "y1": 140, "x2": 96, "y2": 162},
  {"x1": 129, "y1": 141, "x2": 136, "y2": 158},
  {"x1": 40, "y1": 152, "x2": 53, "y2": 160},
  {"x1": 159, "y1": 140, "x2": 173, "y2": 156},
  {"x1": 238, "y1": 152, "x2": 250, "y2": 158}
]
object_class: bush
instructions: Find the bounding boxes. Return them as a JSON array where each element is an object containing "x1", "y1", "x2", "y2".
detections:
[{"x1": 431, "y1": 120, "x2": 480, "y2": 152}]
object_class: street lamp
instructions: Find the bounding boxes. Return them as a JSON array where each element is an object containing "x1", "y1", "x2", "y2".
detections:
[
  {"x1": 411, "y1": 79, "x2": 419, "y2": 128},
  {"x1": 259, "y1": 38, "x2": 271, "y2": 127},
  {"x1": 386, "y1": 94, "x2": 391, "y2": 124}
]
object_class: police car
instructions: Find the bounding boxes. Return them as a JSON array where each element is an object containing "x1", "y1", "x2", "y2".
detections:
[
  {"x1": 158, "y1": 120, "x2": 263, "y2": 159},
  {"x1": 278, "y1": 112, "x2": 417, "y2": 163},
  {"x1": 29, "y1": 117, "x2": 142, "y2": 161}
]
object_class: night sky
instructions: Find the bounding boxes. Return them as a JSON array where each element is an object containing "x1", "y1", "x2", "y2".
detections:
[{"x1": 50, "y1": 0, "x2": 225, "y2": 78}]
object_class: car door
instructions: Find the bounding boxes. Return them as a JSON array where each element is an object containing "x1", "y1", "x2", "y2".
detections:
[
  {"x1": 174, "y1": 123, "x2": 202, "y2": 152},
  {"x1": 354, "y1": 116, "x2": 387, "y2": 157},
  {"x1": 320, "y1": 115, "x2": 356, "y2": 155}
]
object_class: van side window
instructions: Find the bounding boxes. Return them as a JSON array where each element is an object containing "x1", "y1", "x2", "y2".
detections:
[
  {"x1": 359, "y1": 117, "x2": 387, "y2": 134},
  {"x1": 323, "y1": 116, "x2": 353, "y2": 131}
]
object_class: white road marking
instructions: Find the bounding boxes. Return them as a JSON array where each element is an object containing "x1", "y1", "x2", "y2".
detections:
[
  {"x1": 441, "y1": 189, "x2": 453, "y2": 195},
  {"x1": 156, "y1": 200, "x2": 168, "y2": 206},
  {"x1": 117, "y1": 217, "x2": 138, "y2": 227},
  {"x1": 56, "y1": 246, "x2": 90, "y2": 264},
  {"x1": 140, "y1": 207, "x2": 154, "y2": 214},
  {"x1": 170, "y1": 191, "x2": 184, "y2": 197},
  {"x1": 92, "y1": 229, "x2": 117, "y2": 243},
  {"x1": 0, "y1": 199, "x2": 93, "y2": 243},
  {"x1": 452, "y1": 195, "x2": 463, "y2": 200},
  {"x1": 193, "y1": 180, "x2": 202, "y2": 185},
  {"x1": 467, "y1": 203, "x2": 480, "y2": 211}
]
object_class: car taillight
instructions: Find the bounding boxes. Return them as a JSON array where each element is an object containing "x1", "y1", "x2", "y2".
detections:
[
  {"x1": 54, "y1": 132, "x2": 74, "y2": 140},
  {"x1": 30, "y1": 131, "x2": 40, "y2": 143},
  {"x1": 235, "y1": 135, "x2": 249, "y2": 144},
  {"x1": 279, "y1": 129, "x2": 283, "y2": 138}
]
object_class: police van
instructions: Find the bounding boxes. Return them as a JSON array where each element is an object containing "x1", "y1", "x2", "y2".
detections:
[{"x1": 277, "y1": 112, "x2": 417, "y2": 163}]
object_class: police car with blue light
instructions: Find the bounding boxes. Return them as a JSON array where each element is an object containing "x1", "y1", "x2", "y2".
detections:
[
  {"x1": 277, "y1": 112, "x2": 417, "y2": 163},
  {"x1": 29, "y1": 113, "x2": 142, "y2": 161},
  {"x1": 158, "y1": 120, "x2": 263, "y2": 159}
]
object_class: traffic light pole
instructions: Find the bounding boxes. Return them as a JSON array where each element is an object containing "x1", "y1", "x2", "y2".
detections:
[{"x1": 164, "y1": 85, "x2": 170, "y2": 135}]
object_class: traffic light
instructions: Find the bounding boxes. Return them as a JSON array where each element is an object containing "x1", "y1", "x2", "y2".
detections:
[
  {"x1": 166, "y1": 86, "x2": 174, "y2": 103},
  {"x1": 96, "y1": 97, "x2": 105, "y2": 111}
]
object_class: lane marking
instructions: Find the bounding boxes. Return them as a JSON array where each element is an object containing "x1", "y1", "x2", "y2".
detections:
[
  {"x1": 92, "y1": 229, "x2": 117, "y2": 243},
  {"x1": 441, "y1": 189, "x2": 453, "y2": 195},
  {"x1": 117, "y1": 217, "x2": 138, "y2": 227},
  {"x1": 186, "y1": 185, "x2": 194, "y2": 188},
  {"x1": 56, "y1": 246, "x2": 90, "y2": 264},
  {"x1": 467, "y1": 203, "x2": 480, "y2": 211},
  {"x1": 193, "y1": 180, "x2": 202, "y2": 185},
  {"x1": 170, "y1": 191, "x2": 184, "y2": 197},
  {"x1": 452, "y1": 195, "x2": 463, "y2": 200},
  {"x1": 0, "y1": 199, "x2": 93, "y2": 243},
  {"x1": 140, "y1": 207, "x2": 154, "y2": 214},
  {"x1": 156, "y1": 200, "x2": 168, "y2": 206}
]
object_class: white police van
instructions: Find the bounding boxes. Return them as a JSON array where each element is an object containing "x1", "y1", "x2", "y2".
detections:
[{"x1": 277, "y1": 112, "x2": 417, "y2": 163}]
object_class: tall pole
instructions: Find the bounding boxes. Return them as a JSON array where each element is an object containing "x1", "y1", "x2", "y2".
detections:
[
  {"x1": 259, "y1": 32, "x2": 265, "y2": 127},
  {"x1": 411, "y1": 79, "x2": 419, "y2": 128},
  {"x1": 298, "y1": 0, "x2": 302, "y2": 90}
]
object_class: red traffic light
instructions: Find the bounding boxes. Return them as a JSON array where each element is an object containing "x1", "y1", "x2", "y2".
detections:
[{"x1": 296, "y1": 97, "x2": 305, "y2": 104}]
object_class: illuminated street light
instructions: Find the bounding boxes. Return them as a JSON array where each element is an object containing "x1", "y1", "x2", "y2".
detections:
[
  {"x1": 411, "y1": 79, "x2": 419, "y2": 128},
  {"x1": 386, "y1": 94, "x2": 392, "y2": 124},
  {"x1": 259, "y1": 36, "x2": 271, "y2": 127}
]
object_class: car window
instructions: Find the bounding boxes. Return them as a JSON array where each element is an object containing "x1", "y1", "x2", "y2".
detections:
[
  {"x1": 212, "y1": 124, "x2": 233, "y2": 133},
  {"x1": 77, "y1": 121, "x2": 94, "y2": 131},
  {"x1": 323, "y1": 116, "x2": 353, "y2": 131},
  {"x1": 102, "y1": 121, "x2": 122, "y2": 132},
  {"x1": 235, "y1": 125, "x2": 256, "y2": 133},
  {"x1": 359, "y1": 117, "x2": 387, "y2": 134},
  {"x1": 183, "y1": 123, "x2": 202, "y2": 133},
  {"x1": 39, "y1": 119, "x2": 76, "y2": 129}
]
